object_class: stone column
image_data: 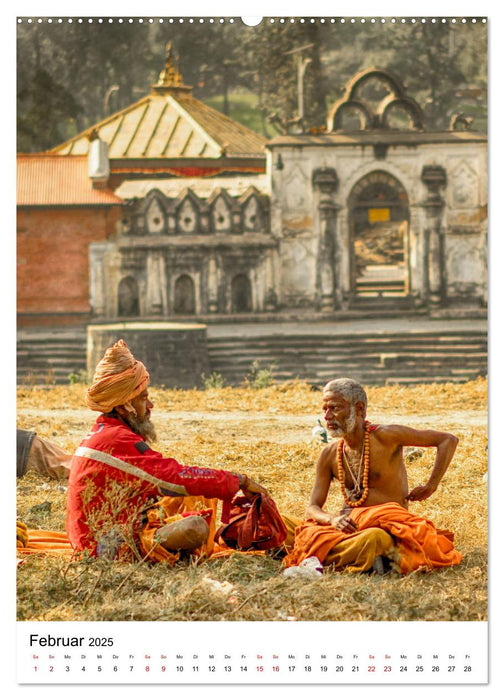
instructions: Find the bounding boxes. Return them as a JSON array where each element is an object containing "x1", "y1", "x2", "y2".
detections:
[
  {"x1": 421, "y1": 165, "x2": 447, "y2": 309},
  {"x1": 146, "y1": 250, "x2": 165, "y2": 315},
  {"x1": 265, "y1": 254, "x2": 278, "y2": 311},
  {"x1": 207, "y1": 255, "x2": 219, "y2": 313},
  {"x1": 312, "y1": 167, "x2": 341, "y2": 310}
]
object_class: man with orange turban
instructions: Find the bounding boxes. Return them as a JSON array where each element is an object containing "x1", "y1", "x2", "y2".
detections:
[{"x1": 66, "y1": 339, "x2": 265, "y2": 560}]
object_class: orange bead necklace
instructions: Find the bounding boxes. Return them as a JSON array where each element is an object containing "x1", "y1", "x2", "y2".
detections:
[{"x1": 336, "y1": 420, "x2": 371, "y2": 508}]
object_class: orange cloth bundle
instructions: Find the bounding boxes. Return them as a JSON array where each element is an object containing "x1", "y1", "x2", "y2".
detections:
[
  {"x1": 283, "y1": 501, "x2": 462, "y2": 574},
  {"x1": 86, "y1": 339, "x2": 149, "y2": 413},
  {"x1": 16, "y1": 529, "x2": 75, "y2": 558}
]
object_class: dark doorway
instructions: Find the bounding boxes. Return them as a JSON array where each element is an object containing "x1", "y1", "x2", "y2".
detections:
[
  {"x1": 348, "y1": 171, "x2": 410, "y2": 302},
  {"x1": 118, "y1": 276, "x2": 140, "y2": 316},
  {"x1": 174, "y1": 274, "x2": 196, "y2": 314},
  {"x1": 231, "y1": 274, "x2": 252, "y2": 312}
]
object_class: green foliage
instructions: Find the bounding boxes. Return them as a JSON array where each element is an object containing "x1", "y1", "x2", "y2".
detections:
[
  {"x1": 245, "y1": 360, "x2": 276, "y2": 389},
  {"x1": 202, "y1": 372, "x2": 226, "y2": 390},
  {"x1": 205, "y1": 93, "x2": 276, "y2": 137},
  {"x1": 68, "y1": 369, "x2": 88, "y2": 385},
  {"x1": 16, "y1": 20, "x2": 487, "y2": 153}
]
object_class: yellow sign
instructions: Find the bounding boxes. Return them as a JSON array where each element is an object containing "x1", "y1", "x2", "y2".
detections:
[{"x1": 368, "y1": 208, "x2": 390, "y2": 223}]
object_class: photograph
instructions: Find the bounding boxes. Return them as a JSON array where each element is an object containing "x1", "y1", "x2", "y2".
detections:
[{"x1": 15, "y1": 11, "x2": 488, "y2": 685}]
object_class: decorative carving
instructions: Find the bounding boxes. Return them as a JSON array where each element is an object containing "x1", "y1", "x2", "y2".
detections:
[
  {"x1": 208, "y1": 189, "x2": 238, "y2": 233},
  {"x1": 450, "y1": 161, "x2": 478, "y2": 207},
  {"x1": 421, "y1": 165, "x2": 447, "y2": 213},
  {"x1": 328, "y1": 67, "x2": 424, "y2": 132},
  {"x1": 146, "y1": 195, "x2": 166, "y2": 234},
  {"x1": 120, "y1": 248, "x2": 146, "y2": 271},
  {"x1": 176, "y1": 194, "x2": 200, "y2": 233},
  {"x1": 450, "y1": 113, "x2": 473, "y2": 131},
  {"x1": 212, "y1": 194, "x2": 232, "y2": 232},
  {"x1": 284, "y1": 165, "x2": 309, "y2": 210},
  {"x1": 312, "y1": 167, "x2": 339, "y2": 195}
]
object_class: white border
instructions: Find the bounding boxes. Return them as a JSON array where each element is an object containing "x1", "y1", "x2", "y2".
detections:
[{"x1": 6, "y1": 3, "x2": 501, "y2": 698}]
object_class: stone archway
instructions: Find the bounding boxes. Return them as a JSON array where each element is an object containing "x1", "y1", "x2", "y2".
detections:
[
  {"x1": 347, "y1": 171, "x2": 410, "y2": 303},
  {"x1": 118, "y1": 276, "x2": 140, "y2": 316},
  {"x1": 174, "y1": 274, "x2": 196, "y2": 314},
  {"x1": 231, "y1": 274, "x2": 252, "y2": 312}
]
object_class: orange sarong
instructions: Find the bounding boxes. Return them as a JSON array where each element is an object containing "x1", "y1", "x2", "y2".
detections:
[{"x1": 284, "y1": 502, "x2": 462, "y2": 574}]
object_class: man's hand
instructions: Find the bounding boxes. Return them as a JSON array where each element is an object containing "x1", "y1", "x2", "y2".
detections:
[
  {"x1": 239, "y1": 474, "x2": 268, "y2": 498},
  {"x1": 406, "y1": 483, "x2": 436, "y2": 502},
  {"x1": 331, "y1": 513, "x2": 358, "y2": 533}
]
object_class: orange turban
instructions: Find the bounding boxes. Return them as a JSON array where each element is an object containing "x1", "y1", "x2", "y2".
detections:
[{"x1": 86, "y1": 339, "x2": 150, "y2": 413}]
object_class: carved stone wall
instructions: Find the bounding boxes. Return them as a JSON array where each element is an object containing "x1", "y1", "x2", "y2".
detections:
[
  {"x1": 91, "y1": 186, "x2": 278, "y2": 319},
  {"x1": 269, "y1": 142, "x2": 487, "y2": 310}
]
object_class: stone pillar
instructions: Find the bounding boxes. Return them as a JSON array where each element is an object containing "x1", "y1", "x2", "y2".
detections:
[
  {"x1": 421, "y1": 165, "x2": 447, "y2": 309},
  {"x1": 312, "y1": 167, "x2": 341, "y2": 310},
  {"x1": 146, "y1": 250, "x2": 165, "y2": 315},
  {"x1": 89, "y1": 242, "x2": 117, "y2": 318},
  {"x1": 207, "y1": 255, "x2": 219, "y2": 313},
  {"x1": 265, "y1": 254, "x2": 278, "y2": 311}
]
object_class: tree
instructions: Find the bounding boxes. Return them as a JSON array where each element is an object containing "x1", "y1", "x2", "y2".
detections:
[
  {"x1": 236, "y1": 21, "x2": 327, "y2": 133},
  {"x1": 380, "y1": 22, "x2": 473, "y2": 129},
  {"x1": 17, "y1": 68, "x2": 81, "y2": 151}
]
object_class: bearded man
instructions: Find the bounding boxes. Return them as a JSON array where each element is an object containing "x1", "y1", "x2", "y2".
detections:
[
  {"x1": 284, "y1": 377, "x2": 462, "y2": 574},
  {"x1": 66, "y1": 339, "x2": 265, "y2": 560}
]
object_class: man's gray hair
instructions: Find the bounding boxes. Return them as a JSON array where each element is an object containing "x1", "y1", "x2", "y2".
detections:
[{"x1": 323, "y1": 377, "x2": 367, "y2": 409}]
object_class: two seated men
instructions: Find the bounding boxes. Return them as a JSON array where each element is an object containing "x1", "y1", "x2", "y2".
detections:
[{"x1": 65, "y1": 340, "x2": 462, "y2": 573}]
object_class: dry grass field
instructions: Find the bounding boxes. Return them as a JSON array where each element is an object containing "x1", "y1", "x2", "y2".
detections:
[{"x1": 16, "y1": 378, "x2": 487, "y2": 622}]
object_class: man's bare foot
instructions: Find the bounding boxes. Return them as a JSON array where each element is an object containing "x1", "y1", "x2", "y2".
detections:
[{"x1": 155, "y1": 515, "x2": 209, "y2": 551}]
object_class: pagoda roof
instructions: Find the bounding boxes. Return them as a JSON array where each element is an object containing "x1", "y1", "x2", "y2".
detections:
[{"x1": 50, "y1": 91, "x2": 266, "y2": 160}]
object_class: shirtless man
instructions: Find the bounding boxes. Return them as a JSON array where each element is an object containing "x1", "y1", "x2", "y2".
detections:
[{"x1": 284, "y1": 378, "x2": 462, "y2": 573}]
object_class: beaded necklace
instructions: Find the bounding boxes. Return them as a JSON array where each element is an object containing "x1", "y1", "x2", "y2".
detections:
[{"x1": 336, "y1": 420, "x2": 371, "y2": 507}]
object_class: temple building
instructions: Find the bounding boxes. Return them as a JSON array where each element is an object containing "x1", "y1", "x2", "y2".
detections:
[{"x1": 17, "y1": 50, "x2": 487, "y2": 328}]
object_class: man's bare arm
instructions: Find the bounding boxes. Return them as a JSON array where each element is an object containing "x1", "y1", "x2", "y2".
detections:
[
  {"x1": 305, "y1": 447, "x2": 333, "y2": 524},
  {"x1": 305, "y1": 446, "x2": 358, "y2": 533},
  {"x1": 381, "y1": 424, "x2": 459, "y2": 502}
]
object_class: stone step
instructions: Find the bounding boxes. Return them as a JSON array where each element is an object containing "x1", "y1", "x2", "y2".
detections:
[
  {"x1": 207, "y1": 346, "x2": 487, "y2": 360},
  {"x1": 16, "y1": 326, "x2": 487, "y2": 387}
]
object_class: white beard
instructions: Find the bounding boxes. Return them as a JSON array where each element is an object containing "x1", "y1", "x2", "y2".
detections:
[
  {"x1": 126, "y1": 414, "x2": 158, "y2": 444},
  {"x1": 328, "y1": 405, "x2": 357, "y2": 438}
]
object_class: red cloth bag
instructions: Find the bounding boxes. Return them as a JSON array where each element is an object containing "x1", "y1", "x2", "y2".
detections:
[{"x1": 216, "y1": 493, "x2": 287, "y2": 551}]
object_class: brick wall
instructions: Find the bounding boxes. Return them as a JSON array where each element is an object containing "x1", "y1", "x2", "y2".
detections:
[{"x1": 17, "y1": 206, "x2": 122, "y2": 326}]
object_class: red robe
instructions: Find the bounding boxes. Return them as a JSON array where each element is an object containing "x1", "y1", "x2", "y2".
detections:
[{"x1": 65, "y1": 414, "x2": 239, "y2": 553}]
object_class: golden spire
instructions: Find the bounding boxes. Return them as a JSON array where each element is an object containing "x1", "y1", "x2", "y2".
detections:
[{"x1": 152, "y1": 43, "x2": 191, "y2": 94}]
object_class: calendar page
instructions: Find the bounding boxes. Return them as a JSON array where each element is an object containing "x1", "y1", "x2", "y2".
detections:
[{"x1": 13, "y1": 2, "x2": 494, "y2": 694}]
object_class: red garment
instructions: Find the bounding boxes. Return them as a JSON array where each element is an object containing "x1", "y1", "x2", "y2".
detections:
[{"x1": 66, "y1": 415, "x2": 239, "y2": 553}]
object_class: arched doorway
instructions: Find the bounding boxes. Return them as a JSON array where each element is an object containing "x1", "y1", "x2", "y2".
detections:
[
  {"x1": 174, "y1": 274, "x2": 196, "y2": 314},
  {"x1": 348, "y1": 171, "x2": 410, "y2": 303},
  {"x1": 118, "y1": 276, "x2": 140, "y2": 316},
  {"x1": 231, "y1": 274, "x2": 252, "y2": 312}
]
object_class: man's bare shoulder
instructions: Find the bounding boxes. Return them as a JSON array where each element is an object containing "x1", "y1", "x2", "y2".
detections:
[
  {"x1": 372, "y1": 423, "x2": 413, "y2": 443},
  {"x1": 319, "y1": 440, "x2": 339, "y2": 464}
]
